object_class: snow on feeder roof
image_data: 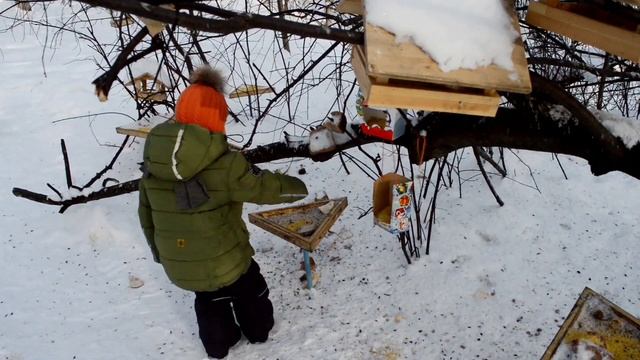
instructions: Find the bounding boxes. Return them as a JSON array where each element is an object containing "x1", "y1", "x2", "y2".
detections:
[{"x1": 341, "y1": 0, "x2": 532, "y2": 117}]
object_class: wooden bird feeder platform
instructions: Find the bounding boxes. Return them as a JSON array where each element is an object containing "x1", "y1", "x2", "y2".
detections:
[
  {"x1": 342, "y1": 0, "x2": 532, "y2": 117},
  {"x1": 527, "y1": 0, "x2": 640, "y2": 64},
  {"x1": 125, "y1": 73, "x2": 168, "y2": 103},
  {"x1": 249, "y1": 197, "x2": 348, "y2": 289},
  {"x1": 249, "y1": 197, "x2": 348, "y2": 252},
  {"x1": 229, "y1": 84, "x2": 274, "y2": 99},
  {"x1": 115, "y1": 125, "x2": 154, "y2": 138},
  {"x1": 541, "y1": 287, "x2": 640, "y2": 359}
]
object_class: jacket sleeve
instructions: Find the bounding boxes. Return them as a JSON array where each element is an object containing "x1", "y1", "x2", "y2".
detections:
[
  {"x1": 138, "y1": 182, "x2": 160, "y2": 263},
  {"x1": 228, "y1": 152, "x2": 308, "y2": 204}
]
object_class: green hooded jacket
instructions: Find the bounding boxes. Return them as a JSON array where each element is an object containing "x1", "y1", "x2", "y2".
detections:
[{"x1": 138, "y1": 123, "x2": 308, "y2": 291}]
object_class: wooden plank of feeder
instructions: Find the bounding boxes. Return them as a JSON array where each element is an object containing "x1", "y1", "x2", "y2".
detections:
[
  {"x1": 116, "y1": 126, "x2": 153, "y2": 138},
  {"x1": 364, "y1": 13, "x2": 532, "y2": 94},
  {"x1": 352, "y1": 46, "x2": 501, "y2": 117},
  {"x1": 229, "y1": 85, "x2": 274, "y2": 99},
  {"x1": 336, "y1": 0, "x2": 363, "y2": 15},
  {"x1": 248, "y1": 198, "x2": 348, "y2": 252},
  {"x1": 541, "y1": 287, "x2": 640, "y2": 359},
  {"x1": 526, "y1": 1, "x2": 640, "y2": 63}
]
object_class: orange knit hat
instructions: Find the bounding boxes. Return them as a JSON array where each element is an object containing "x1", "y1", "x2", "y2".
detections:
[{"x1": 175, "y1": 67, "x2": 228, "y2": 134}]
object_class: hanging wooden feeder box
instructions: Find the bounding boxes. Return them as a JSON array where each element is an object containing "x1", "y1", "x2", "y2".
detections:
[
  {"x1": 343, "y1": 0, "x2": 532, "y2": 117},
  {"x1": 526, "y1": 0, "x2": 640, "y2": 64},
  {"x1": 125, "y1": 73, "x2": 168, "y2": 103}
]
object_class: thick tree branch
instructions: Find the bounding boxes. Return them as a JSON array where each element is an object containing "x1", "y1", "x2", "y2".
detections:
[
  {"x1": 92, "y1": 28, "x2": 166, "y2": 101},
  {"x1": 407, "y1": 73, "x2": 639, "y2": 180},
  {"x1": 12, "y1": 73, "x2": 639, "y2": 211},
  {"x1": 68, "y1": 0, "x2": 364, "y2": 44}
]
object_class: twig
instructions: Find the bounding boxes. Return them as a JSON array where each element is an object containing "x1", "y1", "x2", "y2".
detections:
[
  {"x1": 60, "y1": 140, "x2": 75, "y2": 190},
  {"x1": 553, "y1": 153, "x2": 569, "y2": 180},
  {"x1": 477, "y1": 147, "x2": 507, "y2": 177},
  {"x1": 473, "y1": 146, "x2": 505, "y2": 207},
  {"x1": 80, "y1": 135, "x2": 131, "y2": 190}
]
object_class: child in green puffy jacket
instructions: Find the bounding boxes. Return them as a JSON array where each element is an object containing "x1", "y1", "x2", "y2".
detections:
[{"x1": 138, "y1": 66, "x2": 308, "y2": 359}]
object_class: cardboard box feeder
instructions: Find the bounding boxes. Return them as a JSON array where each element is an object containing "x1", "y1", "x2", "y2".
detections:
[{"x1": 373, "y1": 173, "x2": 413, "y2": 234}]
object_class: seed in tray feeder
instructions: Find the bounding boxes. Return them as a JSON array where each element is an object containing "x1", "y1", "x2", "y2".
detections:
[{"x1": 286, "y1": 219, "x2": 315, "y2": 233}]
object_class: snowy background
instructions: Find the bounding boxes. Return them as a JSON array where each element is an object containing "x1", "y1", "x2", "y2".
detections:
[{"x1": 1, "y1": 4, "x2": 640, "y2": 360}]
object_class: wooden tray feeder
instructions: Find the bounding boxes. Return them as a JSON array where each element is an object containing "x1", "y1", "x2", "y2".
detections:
[
  {"x1": 526, "y1": 0, "x2": 640, "y2": 64},
  {"x1": 248, "y1": 197, "x2": 348, "y2": 252},
  {"x1": 541, "y1": 287, "x2": 640, "y2": 359},
  {"x1": 343, "y1": 0, "x2": 532, "y2": 117},
  {"x1": 125, "y1": 73, "x2": 168, "y2": 103},
  {"x1": 229, "y1": 84, "x2": 274, "y2": 99},
  {"x1": 249, "y1": 197, "x2": 348, "y2": 289}
]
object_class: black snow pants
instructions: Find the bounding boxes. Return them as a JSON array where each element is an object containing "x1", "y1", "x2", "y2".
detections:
[{"x1": 194, "y1": 259, "x2": 274, "y2": 359}]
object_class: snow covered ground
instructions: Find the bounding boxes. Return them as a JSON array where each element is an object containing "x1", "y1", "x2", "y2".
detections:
[{"x1": 2, "y1": 6, "x2": 640, "y2": 360}]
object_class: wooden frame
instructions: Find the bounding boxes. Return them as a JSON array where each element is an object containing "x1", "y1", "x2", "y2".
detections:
[
  {"x1": 248, "y1": 198, "x2": 348, "y2": 252},
  {"x1": 352, "y1": 46, "x2": 501, "y2": 117},
  {"x1": 115, "y1": 126, "x2": 153, "y2": 138},
  {"x1": 363, "y1": 5, "x2": 532, "y2": 94},
  {"x1": 526, "y1": 0, "x2": 640, "y2": 63},
  {"x1": 336, "y1": 0, "x2": 363, "y2": 15},
  {"x1": 541, "y1": 287, "x2": 640, "y2": 359},
  {"x1": 229, "y1": 85, "x2": 274, "y2": 99}
]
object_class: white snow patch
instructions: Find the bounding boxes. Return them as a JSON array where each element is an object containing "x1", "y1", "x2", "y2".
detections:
[
  {"x1": 365, "y1": 0, "x2": 519, "y2": 72},
  {"x1": 593, "y1": 110, "x2": 640, "y2": 149}
]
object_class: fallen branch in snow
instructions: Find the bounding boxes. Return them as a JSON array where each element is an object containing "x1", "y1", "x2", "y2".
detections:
[
  {"x1": 13, "y1": 181, "x2": 140, "y2": 214},
  {"x1": 10, "y1": 131, "x2": 382, "y2": 212}
]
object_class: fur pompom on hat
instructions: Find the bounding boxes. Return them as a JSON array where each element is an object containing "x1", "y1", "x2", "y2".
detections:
[
  {"x1": 175, "y1": 66, "x2": 228, "y2": 134},
  {"x1": 189, "y1": 66, "x2": 225, "y2": 93}
]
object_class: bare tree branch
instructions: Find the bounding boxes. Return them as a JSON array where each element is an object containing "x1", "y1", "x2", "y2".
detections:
[{"x1": 53, "y1": 0, "x2": 364, "y2": 44}]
